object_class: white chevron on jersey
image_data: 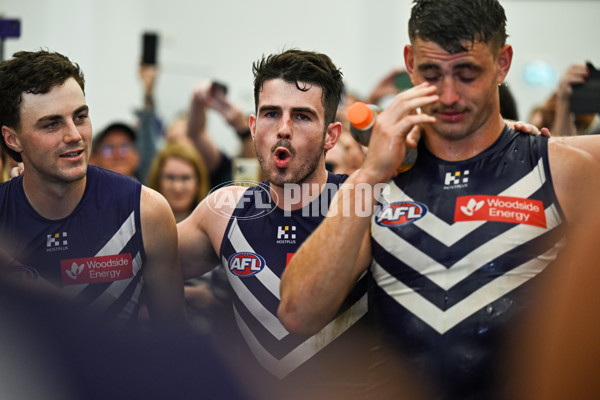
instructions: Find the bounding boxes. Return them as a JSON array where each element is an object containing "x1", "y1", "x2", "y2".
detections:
[
  {"x1": 372, "y1": 204, "x2": 562, "y2": 290},
  {"x1": 222, "y1": 255, "x2": 289, "y2": 340},
  {"x1": 97, "y1": 211, "x2": 137, "y2": 256},
  {"x1": 234, "y1": 293, "x2": 368, "y2": 379},
  {"x1": 370, "y1": 242, "x2": 563, "y2": 334},
  {"x1": 91, "y1": 251, "x2": 143, "y2": 311},
  {"x1": 61, "y1": 211, "x2": 139, "y2": 298},
  {"x1": 224, "y1": 216, "x2": 369, "y2": 378},
  {"x1": 228, "y1": 217, "x2": 281, "y2": 299},
  {"x1": 371, "y1": 156, "x2": 565, "y2": 333},
  {"x1": 380, "y1": 158, "x2": 548, "y2": 247}
]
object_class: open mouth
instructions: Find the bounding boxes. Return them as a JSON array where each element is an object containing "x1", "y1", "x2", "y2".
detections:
[
  {"x1": 274, "y1": 147, "x2": 291, "y2": 168},
  {"x1": 275, "y1": 148, "x2": 290, "y2": 160}
]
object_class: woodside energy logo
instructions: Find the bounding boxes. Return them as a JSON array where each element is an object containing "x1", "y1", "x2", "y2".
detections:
[
  {"x1": 454, "y1": 195, "x2": 547, "y2": 228},
  {"x1": 60, "y1": 254, "x2": 133, "y2": 285}
]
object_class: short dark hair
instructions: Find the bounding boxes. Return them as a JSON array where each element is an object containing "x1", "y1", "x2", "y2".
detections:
[
  {"x1": 0, "y1": 50, "x2": 85, "y2": 162},
  {"x1": 408, "y1": 0, "x2": 507, "y2": 54},
  {"x1": 252, "y1": 49, "x2": 343, "y2": 126}
]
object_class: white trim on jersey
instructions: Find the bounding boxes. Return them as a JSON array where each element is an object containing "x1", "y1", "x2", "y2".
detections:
[
  {"x1": 372, "y1": 204, "x2": 562, "y2": 290},
  {"x1": 224, "y1": 216, "x2": 369, "y2": 378},
  {"x1": 91, "y1": 251, "x2": 143, "y2": 311},
  {"x1": 60, "y1": 211, "x2": 141, "y2": 303},
  {"x1": 222, "y1": 255, "x2": 289, "y2": 340},
  {"x1": 233, "y1": 293, "x2": 368, "y2": 379},
  {"x1": 371, "y1": 243, "x2": 563, "y2": 334}
]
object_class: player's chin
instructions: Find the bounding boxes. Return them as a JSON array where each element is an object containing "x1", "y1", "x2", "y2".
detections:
[
  {"x1": 59, "y1": 166, "x2": 88, "y2": 182},
  {"x1": 435, "y1": 123, "x2": 471, "y2": 140}
]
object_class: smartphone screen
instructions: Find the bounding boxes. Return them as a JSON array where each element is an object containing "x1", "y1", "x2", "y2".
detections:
[
  {"x1": 570, "y1": 62, "x2": 600, "y2": 114},
  {"x1": 211, "y1": 81, "x2": 228, "y2": 97},
  {"x1": 142, "y1": 33, "x2": 158, "y2": 65}
]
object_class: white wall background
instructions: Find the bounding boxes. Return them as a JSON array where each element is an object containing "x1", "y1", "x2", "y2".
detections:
[{"x1": 2, "y1": 0, "x2": 599, "y2": 157}]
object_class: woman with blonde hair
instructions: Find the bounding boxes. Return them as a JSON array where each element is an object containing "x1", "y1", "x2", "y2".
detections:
[
  {"x1": 146, "y1": 142, "x2": 210, "y2": 222},
  {"x1": 147, "y1": 142, "x2": 224, "y2": 334}
]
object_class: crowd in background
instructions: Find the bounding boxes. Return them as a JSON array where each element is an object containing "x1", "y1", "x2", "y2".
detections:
[
  {"x1": 1, "y1": 54, "x2": 598, "y2": 341},
  {"x1": 1, "y1": 27, "x2": 599, "y2": 398},
  {"x1": 60, "y1": 58, "x2": 596, "y2": 339}
]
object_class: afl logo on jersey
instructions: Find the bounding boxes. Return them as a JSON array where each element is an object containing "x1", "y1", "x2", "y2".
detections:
[
  {"x1": 228, "y1": 252, "x2": 266, "y2": 277},
  {"x1": 375, "y1": 201, "x2": 428, "y2": 227}
]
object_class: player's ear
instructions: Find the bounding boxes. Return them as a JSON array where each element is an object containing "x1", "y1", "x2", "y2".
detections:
[
  {"x1": 496, "y1": 44, "x2": 513, "y2": 84},
  {"x1": 2, "y1": 125, "x2": 23, "y2": 154},
  {"x1": 249, "y1": 114, "x2": 257, "y2": 140},
  {"x1": 404, "y1": 45, "x2": 416, "y2": 84},
  {"x1": 323, "y1": 121, "x2": 342, "y2": 152}
]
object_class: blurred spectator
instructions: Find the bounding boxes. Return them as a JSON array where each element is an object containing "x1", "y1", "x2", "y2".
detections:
[
  {"x1": 146, "y1": 142, "x2": 222, "y2": 336},
  {"x1": 365, "y1": 68, "x2": 411, "y2": 106},
  {"x1": 146, "y1": 142, "x2": 210, "y2": 222},
  {"x1": 324, "y1": 136, "x2": 348, "y2": 175},
  {"x1": 164, "y1": 114, "x2": 190, "y2": 145},
  {"x1": 187, "y1": 81, "x2": 256, "y2": 187},
  {"x1": 89, "y1": 122, "x2": 141, "y2": 179},
  {"x1": 325, "y1": 129, "x2": 365, "y2": 175},
  {"x1": 135, "y1": 64, "x2": 164, "y2": 183},
  {"x1": 530, "y1": 63, "x2": 600, "y2": 136},
  {"x1": 135, "y1": 70, "x2": 256, "y2": 188}
]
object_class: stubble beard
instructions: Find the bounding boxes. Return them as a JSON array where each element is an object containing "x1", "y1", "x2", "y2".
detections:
[{"x1": 256, "y1": 136, "x2": 325, "y2": 188}]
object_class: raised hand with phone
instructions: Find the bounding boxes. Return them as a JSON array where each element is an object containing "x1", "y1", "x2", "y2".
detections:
[
  {"x1": 186, "y1": 80, "x2": 256, "y2": 186},
  {"x1": 550, "y1": 62, "x2": 600, "y2": 136},
  {"x1": 189, "y1": 80, "x2": 251, "y2": 143}
]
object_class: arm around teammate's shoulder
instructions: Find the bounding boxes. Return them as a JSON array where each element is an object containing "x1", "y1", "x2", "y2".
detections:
[
  {"x1": 278, "y1": 171, "x2": 376, "y2": 336},
  {"x1": 139, "y1": 186, "x2": 187, "y2": 327}
]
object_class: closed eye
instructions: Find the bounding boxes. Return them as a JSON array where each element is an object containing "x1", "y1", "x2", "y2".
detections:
[{"x1": 422, "y1": 74, "x2": 441, "y2": 83}]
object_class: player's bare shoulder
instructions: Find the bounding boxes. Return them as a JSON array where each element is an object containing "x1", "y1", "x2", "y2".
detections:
[
  {"x1": 140, "y1": 185, "x2": 176, "y2": 226},
  {"x1": 549, "y1": 135, "x2": 600, "y2": 165},
  {"x1": 548, "y1": 138, "x2": 600, "y2": 223},
  {"x1": 202, "y1": 184, "x2": 252, "y2": 222},
  {"x1": 183, "y1": 184, "x2": 254, "y2": 251}
]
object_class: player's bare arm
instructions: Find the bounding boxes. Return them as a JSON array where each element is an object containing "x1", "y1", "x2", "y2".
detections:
[
  {"x1": 177, "y1": 185, "x2": 248, "y2": 280},
  {"x1": 278, "y1": 173, "x2": 373, "y2": 336},
  {"x1": 140, "y1": 186, "x2": 187, "y2": 325}
]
